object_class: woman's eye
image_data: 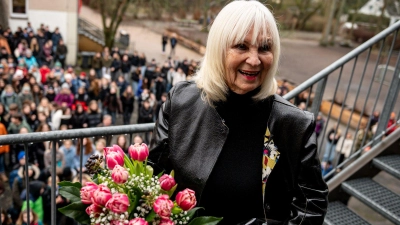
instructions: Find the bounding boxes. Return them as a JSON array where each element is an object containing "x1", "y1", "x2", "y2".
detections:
[
  {"x1": 259, "y1": 45, "x2": 271, "y2": 52},
  {"x1": 235, "y1": 44, "x2": 247, "y2": 50}
]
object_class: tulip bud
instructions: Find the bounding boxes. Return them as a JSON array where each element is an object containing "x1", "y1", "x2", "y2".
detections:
[
  {"x1": 128, "y1": 143, "x2": 149, "y2": 162},
  {"x1": 85, "y1": 204, "x2": 103, "y2": 217},
  {"x1": 111, "y1": 165, "x2": 129, "y2": 184},
  {"x1": 175, "y1": 189, "x2": 197, "y2": 211},
  {"x1": 159, "y1": 174, "x2": 176, "y2": 191},
  {"x1": 104, "y1": 145, "x2": 125, "y2": 169}
]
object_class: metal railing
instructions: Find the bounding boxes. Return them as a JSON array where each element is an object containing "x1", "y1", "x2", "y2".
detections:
[
  {"x1": 284, "y1": 20, "x2": 400, "y2": 179},
  {"x1": 78, "y1": 17, "x2": 105, "y2": 45}
]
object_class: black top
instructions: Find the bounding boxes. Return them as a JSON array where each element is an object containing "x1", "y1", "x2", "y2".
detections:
[{"x1": 200, "y1": 88, "x2": 272, "y2": 224}]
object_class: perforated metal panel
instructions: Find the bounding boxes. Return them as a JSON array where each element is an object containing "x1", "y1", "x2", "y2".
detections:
[
  {"x1": 342, "y1": 178, "x2": 400, "y2": 225},
  {"x1": 373, "y1": 155, "x2": 400, "y2": 180},
  {"x1": 324, "y1": 201, "x2": 370, "y2": 225}
]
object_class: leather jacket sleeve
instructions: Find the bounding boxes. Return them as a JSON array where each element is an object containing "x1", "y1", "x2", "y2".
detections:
[
  {"x1": 285, "y1": 115, "x2": 328, "y2": 225},
  {"x1": 149, "y1": 86, "x2": 174, "y2": 171}
]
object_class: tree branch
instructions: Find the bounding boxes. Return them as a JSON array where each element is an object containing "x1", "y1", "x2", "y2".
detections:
[{"x1": 99, "y1": 0, "x2": 107, "y2": 30}]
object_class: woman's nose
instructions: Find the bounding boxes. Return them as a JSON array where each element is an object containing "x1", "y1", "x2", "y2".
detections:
[{"x1": 246, "y1": 50, "x2": 261, "y2": 67}]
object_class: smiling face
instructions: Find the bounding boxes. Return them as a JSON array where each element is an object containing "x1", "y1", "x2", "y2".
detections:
[{"x1": 225, "y1": 29, "x2": 273, "y2": 95}]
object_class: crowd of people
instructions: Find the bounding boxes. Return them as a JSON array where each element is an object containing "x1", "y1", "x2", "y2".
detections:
[{"x1": 0, "y1": 22, "x2": 201, "y2": 225}]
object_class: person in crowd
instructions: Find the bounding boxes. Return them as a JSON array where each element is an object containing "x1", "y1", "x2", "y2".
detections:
[
  {"x1": 131, "y1": 67, "x2": 141, "y2": 97},
  {"x1": 149, "y1": 1, "x2": 327, "y2": 224},
  {"x1": 116, "y1": 135, "x2": 128, "y2": 154},
  {"x1": 116, "y1": 75, "x2": 128, "y2": 95},
  {"x1": 1, "y1": 85, "x2": 20, "y2": 111},
  {"x1": 0, "y1": 208, "x2": 13, "y2": 225},
  {"x1": 75, "y1": 138, "x2": 96, "y2": 173},
  {"x1": 0, "y1": 119, "x2": 9, "y2": 181},
  {"x1": 92, "y1": 52, "x2": 103, "y2": 78},
  {"x1": 20, "y1": 180, "x2": 46, "y2": 221},
  {"x1": 54, "y1": 83, "x2": 74, "y2": 108},
  {"x1": 12, "y1": 163, "x2": 40, "y2": 216},
  {"x1": 386, "y1": 112, "x2": 398, "y2": 136},
  {"x1": 102, "y1": 86, "x2": 122, "y2": 125},
  {"x1": 354, "y1": 123, "x2": 373, "y2": 151},
  {"x1": 336, "y1": 133, "x2": 354, "y2": 165},
  {"x1": 121, "y1": 54, "x2": 131, "y2": 82},
  {"x1": 59, "y1": 107, "x2": 72, "y2": 129},
  {"x1": 87, "y1": 100, "x2": 102, "y2": 128},
  {"x1": 51, "y1": 28, "x2": 62, "y2": 51},
  {"x1": 162, "y1": 32, "x2": 168, "y2": 54},
  {"x1": 138, "y1": 53, "x2": 146, "y2": 77},
  {"x1": 97, "y1": 114, "x2": 112, "y2": 128},
  {"x1": 169, "y1": 33, "x2": 177, "y2": 57},
  {"x1": 121, "y1": 85, "x2": 135, "y2": 125},
  {"x1": 59, "y1": 139, "x2": 76, "y2": 171},
  {"x1": 315, "y1": 113, "x2": 325, "y2": 138},
  {"x1": 16, "y1": 209, "x2": 43, "y2": 225},
  {"x1": 55, "y1": 39, "x2": 67, "y2": 69},
  {"x1": 71, "y1": 103, "x2": 88, "y2": 129},
  {"x1": 94, "y1": 138, "x2": 107, "y2": 158},
  {"x1": 17, "y1": 84, "x2": 33, "y2": 108},
  {"x1": 133, "y1": 135, "x2": 143, "y2": 145},
  {"x1": 110, "y1": 53, "x2": 121, "y2": 81},
  {"x1": 39, "y1": 41, "x2": 52, "y2": 67},
  {"x1": 21, "y1": 49, "x2": 37, "y2": 70},
  {"x1": 323, "y1": 126, "x2": 341, "y2": 164},
  {"x1": 43, "y1": 141, "x2": 65, "y2": 175},
  {"x1": 7, "y1": 113, "x2": 32, "y2": 134},
  {"x1": 172, "y1": 67, "x2": 186, "y2": 86}
]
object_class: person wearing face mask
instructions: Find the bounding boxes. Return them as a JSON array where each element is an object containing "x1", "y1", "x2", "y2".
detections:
[{"x1": 149, "y1": 1, "x2": 328, "y2": 224}]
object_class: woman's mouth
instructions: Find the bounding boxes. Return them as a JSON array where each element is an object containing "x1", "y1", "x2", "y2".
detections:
[
  {"x1": 239, "y1": 70, "x2": 260, "y2": 80},
  {"x1": 239, "y1": 70, "x2": 260, "y2": 76}
]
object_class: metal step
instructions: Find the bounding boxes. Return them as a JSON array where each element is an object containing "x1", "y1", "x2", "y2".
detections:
[
  {"x1": 373, "y1": 155, "x2": 400, "y2": 179},
  {"x1": 324, "y1": 201, "x2": 370, "y2": 225},
  {"x1": 342, "y1": 178, "x2": 400, "y2": 225}
]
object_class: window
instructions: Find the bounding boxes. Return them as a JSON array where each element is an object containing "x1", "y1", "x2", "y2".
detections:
[{"x1": 10, "y1": 0, "x2": 28, "y2": 18}]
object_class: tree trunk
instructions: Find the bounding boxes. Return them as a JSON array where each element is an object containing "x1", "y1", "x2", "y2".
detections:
[
  {"x1": 330, "y1": 0, "x2": 346, "y2": 45},
  {"x1": 320, "y1": 0, "x2": 337, "y2": 46},
  {"x1": 376, "y1": 0, "x2": 387, "y2": 34}
]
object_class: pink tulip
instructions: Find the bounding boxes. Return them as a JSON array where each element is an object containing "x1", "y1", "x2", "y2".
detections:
[
  {"x1": 111, "y1": 165, "x2": 129, "y2": 184},
  {"x1": 104, "y1": 145, "x2": 125, "y2": 169},
  {"x1": 105, "y1": 193, "x2": 130, "y2": 213},
  {"x1": 175, "y1": 189, "x2": 197, "y2": 211},
  {"x1": 85, "y1": 204, "x2": 103, "y2": 217},
  {"x1": 159, "y1": 219, "x2": 174, "y2": 225},
  {"x1": 80, "y1": 182, "x2": 98, "y2": 204},
  {"x1": 128, "y1": 143, "x2": 149, "y2": 162},
  {"x1": 159, "y1": 174, "x2": 176, "y2": 191},
  {"x1": 128, "y1": 218, "x2": 149, "y2": 225},
  {"x1": 92, "y1": 184, "x2": 112, "y2": 206},
  {"x1": 153, "y1": 194, "x2": 174, "y2": 219}
]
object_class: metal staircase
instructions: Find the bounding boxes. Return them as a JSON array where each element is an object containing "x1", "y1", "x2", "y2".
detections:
[
  {"x1": 283, "y1": 20, "x2": 400, "y2": 224},
  {"x1": 78, "y1": 17, "x2": 105, "y2": 46}
]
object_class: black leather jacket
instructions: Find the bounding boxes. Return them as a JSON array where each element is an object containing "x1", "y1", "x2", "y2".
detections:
[{"x1": 150, "y1": 82, "x2": 328, "y2": 225}]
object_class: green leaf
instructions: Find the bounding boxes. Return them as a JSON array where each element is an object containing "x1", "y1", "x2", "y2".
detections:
[
  {"x1": 170, "y1": 170, "x2": 175, "y2": 178},
  {"x1": 145, "y1": 210, "x2": 156, "y2": 222},
  {"x1": 59, "y1": 186, "x2": 81, "y2": 203},
  {"x1": 188, "y1": 216, "x2": 223, "y2": 225},
  {"x1": 146, "y1": 165, "x2": 154, "y2": 177},
  {"x1": 167, "y1": 183, "x2": 178, "y2": 197},
  {"x1": 58, "y1": 202, "x2": 91, "y2": 224},
  {"x1": 186, "y1": 207, "x2": 204, "y2": 219},
  {"x1": 124, "y1": 155, "x2": 136, "y2": 175},
  {"x1": 58, "y1": 181, "x2": 82, "y2": 189}
]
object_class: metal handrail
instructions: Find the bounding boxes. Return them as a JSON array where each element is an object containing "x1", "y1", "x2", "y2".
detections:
[
  {"x1": 78, "y1": 17, "x2": 105, "y2": 44},
  {"x1": 0, "y1": 123, "x2": 155, "y2": 145},
  {"x1": 283, "y1": 19, "x2": 400, "y2": 101}
]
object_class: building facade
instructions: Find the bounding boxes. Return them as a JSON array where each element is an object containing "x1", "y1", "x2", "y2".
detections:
[{"x1": 2, "y1": 0, "x2": 78, "y2": 65}]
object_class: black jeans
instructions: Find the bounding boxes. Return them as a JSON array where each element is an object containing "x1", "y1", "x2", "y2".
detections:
[{"x1": 123, "y1": 111, "x2": 132, "y2": 124}]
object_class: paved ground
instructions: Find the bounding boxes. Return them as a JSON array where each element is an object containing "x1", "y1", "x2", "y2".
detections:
[{"x1": 80, "y1": 7, "x2": 400, "y2": 224}]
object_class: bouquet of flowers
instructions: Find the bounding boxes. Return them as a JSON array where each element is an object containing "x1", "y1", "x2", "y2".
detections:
[{"x1": 58, "y1": 143, "x2": 222, "y2": 225}]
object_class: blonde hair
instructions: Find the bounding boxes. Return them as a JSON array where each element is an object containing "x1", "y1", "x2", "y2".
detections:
[{"x1": 195, "y1": 0, "x2": 280, "y2": 105}]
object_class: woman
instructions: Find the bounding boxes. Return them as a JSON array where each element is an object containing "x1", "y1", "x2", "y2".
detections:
[
  {"x1": 1, "y1": 209, "x2": 13, "y2": 225},
  {"x1": 71, "y1": 103, "x2": 88, "y2": 129},
  {"x1": 120, "y1": 85, "x2": 135, "y2": 124},
  {"x1": 75, "y1": 138, "x2": 96, "y2": 173},
  {"x1": 16, "y1": 209, "x2": 43, "y2": 225},
  {"x1": 87, "y1": 100, "x2": 102, "y2": 128},
  {"x1": 149, "y1": 1, "x2": 328, "y2": 224},
  {"x1": 116, "y1": 135, "x2": 128, "y2": 154},
  {"x1": 55, "y1": 39, "x2": 67, "y2": 69}
]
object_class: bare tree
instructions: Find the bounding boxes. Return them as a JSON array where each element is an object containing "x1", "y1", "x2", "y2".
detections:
[
  {"x1": 294, "y1": 0, "x2": 324, "y2": 30},
  {"x1": 99, "y1": 0, "x2": 132, "y2": 49}
]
